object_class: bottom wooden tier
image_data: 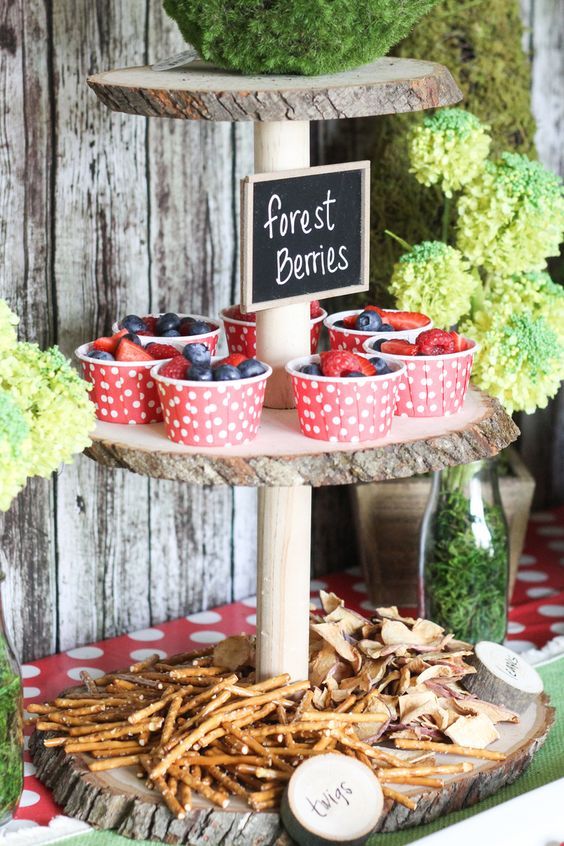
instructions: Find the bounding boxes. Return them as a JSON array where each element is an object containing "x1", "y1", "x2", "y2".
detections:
[{"x1": 30, "y1": 694, "x2": 554, "y2": 845}]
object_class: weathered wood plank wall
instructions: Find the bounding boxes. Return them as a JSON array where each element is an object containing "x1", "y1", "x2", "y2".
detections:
[
  {"x1": 0, "y1": 1, "x2": 256, "y2": 661},
  {"x1": 1, "y1": 0, "x2": 562, "y2": 661}
]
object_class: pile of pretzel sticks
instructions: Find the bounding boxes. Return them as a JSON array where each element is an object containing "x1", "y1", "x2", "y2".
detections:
[{"x1": 28, "y1": 646, "x2": 506, "y2": 820}]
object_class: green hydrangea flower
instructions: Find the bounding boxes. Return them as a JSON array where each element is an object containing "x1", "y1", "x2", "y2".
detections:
[
  {"x1": 409, "y1": 109, "x2": 491, "y2": 198},
  {"x1": 457, "y1": 152, "x2": 564, "y2": 275},
  {"x1": 389, "y1": 241, "x2": 479, "y2": 328},
  {"x1": 483, "y1": 272, "x2": 564, "y2": 345},
  {"x1": 0, "y1": 301, "x2": 18, "y2": 353},
  {"x1": 460, "y1": 309, "x2": 564, "y2": 414},
  {"x1": 0, "y1": 390, "x2": 31, "y2": 511}
]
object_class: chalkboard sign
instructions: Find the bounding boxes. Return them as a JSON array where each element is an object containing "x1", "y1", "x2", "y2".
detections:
[{"x1": 241, "y1": 161, "x2": 370, "y2": 311}]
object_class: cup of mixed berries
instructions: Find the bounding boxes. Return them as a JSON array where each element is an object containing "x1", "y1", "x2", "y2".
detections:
[
  {"x1": 325, "y1": 306, "x2": 432, "y2": 354},
  {"x1": 152, "y1": 345, "x2": 272, "y2": 447},
  {"x1": 285, "y1": 350, "x2": 406, "y2": 443},
  {"x1": 221, "y1": 301, "x2": 326, "y2": 358},
  {"x1": 76, "y1": 329, "x2": 187, "y2": 423},
  {"x1": 113, "y1": 312, "x2": 222, "y2": 354},
  {"x1": 363, "y1": 328, "x2": 478, "y2": 418}
]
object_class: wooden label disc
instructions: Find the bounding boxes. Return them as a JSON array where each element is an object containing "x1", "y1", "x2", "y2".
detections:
[
  {"x1": 475, "y1": 642, "x2": 543, "y2": 695},
  {"x1": 280, "y1": 753, "x2": 383, "y2": 846}
]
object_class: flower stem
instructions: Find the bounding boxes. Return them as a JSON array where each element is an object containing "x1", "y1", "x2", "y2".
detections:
[
  {"x1": 384, "y1": 230, "x2": 412, "y2": 252},
  {"x1": 441, "y1": 196, "x2": 452, "y2": 244}
]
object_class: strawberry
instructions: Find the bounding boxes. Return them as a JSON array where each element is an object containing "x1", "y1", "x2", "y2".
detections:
[
  {"x1": 146, "y1": 343, "x2": 182, "y2": 360},
  {"x1": 320, "y1": 350, "x2": 363, "y2": 377},
  {"x1": 142, "y1": 316, "x2": 158, "y2": 334},
  {"x1": 310, "y1": 300, "x2": 323, "y2": 318},
  {"x1": 449, "y1": 331, "x2": 472, "y2": 352},
  {"x1": 380, "y1": 339, "x2": 418, "y2": 356},
  {"x1": 216, "y1": 353, "x2": 247, "y2": 368},
  {"x1": 353, "y1": 355, "x2": 376, "y2": 376},
  {"x1": 160, "y1": 357, "x2": 188, "y2": 379},
  {"x1": 115, "y1": 339, "x2": 154, "y2": 362},
  {"x1": 342, "y1": 313, "x2": 359, "y2": 329},
  {"x1": 416, "y1": 329, "x2": 455, "y2": 356},
  {"x1": 93, "y1": 328, "x2": 128, "y2": 354},
  {"x1": 381, "y1": 310, "x2": 430, "y2": 331},
  {"x1": 364, "y1": 305, "x2": 385, "y2": 316}
]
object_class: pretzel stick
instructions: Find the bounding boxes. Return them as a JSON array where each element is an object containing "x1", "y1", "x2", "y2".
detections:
[
  {"x1": 161, "y1": 694, "x2": 183, "y2": 746},
  {"x1": 236, "y1": 765, "x2": 291, "y2": 781},
  {"x1": 224, "y1": 724, "x2": 293, "y2": 773},
  {"x1": 174, "y1": 771, "x2": 229, "y2": 808},
  {"x1": 393, "y1": 738, "x2": 507, "y2": 761},
  {"x1": 129, "y1": 654, "x2": 162, "y2": 673},
  {"x1": 73, "y1": 719, "x2": 164, "y2": 743},
  {"x1": 170, "y1": 667, "x2": 223, "y2": 679},
  {"x1": 301, "y1": 710, "x2": 386, "y2": 724},
  {"x1": 207, "y1": 765, "x2": 249, "y2": 800},
  {"x1": 334, "y1": 730, "x2": 407, "y2": 767},
  {"x1": 178, "y1": 782, "x2": 192, "y2": 811},
  {"x1": 89, "y1": 755, "x2": 141, "y2": 771},
  {"x1": 153, "y1": 775, "x2": 186, "y2": 819},
  {"x1": 379, "y1": 775, "x2": 444, "y2": 788},
  {"x1": 80, "y1": 671, "x2": 99, "y2": 694},
  {"x1": 376, "y1": 762, "x2": 473, "y2": 778},
  {"x1": 210, "y1": 681, "x2": 310, "y2": 718},
  {"x1": 382, "y1": 786, "x2": 417, "y2": 810},
  {"x1": 64, "y1": 739, "x2": 147, "y2": 754}
]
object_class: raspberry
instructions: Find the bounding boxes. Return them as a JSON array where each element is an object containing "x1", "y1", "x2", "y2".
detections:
[
  {"x1": 417, "y1": 329, "x2": 456, "y2": 356},
  {"x1": 160, "y1": 357, "x2": 188, "y2": 379},
  {"x1": 227, "y1": 306, "x2": 256, "y2": 322},
  {"x1": 147, "y1": 343, "x2": 182, "y2": 360},
  {"x1": 320, "y1": 350, "x2": 365, "y2": 377},
  {"x1": 310, "y1": 300, "x2": 323, "y2": 318},
  {"x1": 142, "y1": 316, "x2": 158, "y2": 334}
]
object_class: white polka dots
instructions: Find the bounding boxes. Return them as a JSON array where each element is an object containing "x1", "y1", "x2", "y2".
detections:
[
  {"x1": 21, "y1": 665, "x2": 40, "y2": 679},
  {"x1": 23, "y1": 687, "x2": 41, "y2": 699},
  {"x1": 506, "y1": 621, "x2": 525, "y2": 634},
  {"x1": 66, "y1": 666, "x2": 106, "y2": 681},
  {"x1": 516, "y1": 570, "x2": 548, "y2": 582},
  {"x1": 186, "y1": 610, "x2": 222, "y2": 624},
  {"x1": 504, "y1": 640, "x2": 536, "y2": 653},
  {"x1": 189, "y1": 631, "x2": 225, "y2": 644},
  {"x1": 526, "y1": 587, "x2": 557, "y2": 599},
  {"x1": 246, "y1": 614, "x2": 257, "y2": 626},
  {"x1": 550, "y1": 622, "x2": 564, "y2": 635},
  {"x1": 19, "y1": 790, "x2": 40, "y2": 808},
  {"x1": 310, "y1": 579, "x2": 328, "y2": 591},
  {"x1": 130, "y1": 648, "x2": 167, "y2": 662},
  {"x1": 548, "y1": 541, "x2": 564, "y2": 552},
  {"x1": 23, "y1": 761, "x2": 36, "y2": 778},
  {"x1": 530, "y1": 511, "x2": 555, "y2": 523},
  {"x1": 519, "y1": 554, "x2": 537, "y2": 567},
  {"x1": 241, "y1": 595, "x2": 257, "y2": 608},
  {"x1": 537, "y1": 526, "x2": 564, "y2": 537},
  {"x1": 537, "y1": 604, "x2": 564, "y2": 617},
  {"x1": 66, "y1": 646, "x2": 104, "y2": 660},
  {"x1": 352, "y1": 581, "x2": 367, "y2": 593},
  {"x1": 128, "y1": 628, "x2": 165, "y2": 642}
]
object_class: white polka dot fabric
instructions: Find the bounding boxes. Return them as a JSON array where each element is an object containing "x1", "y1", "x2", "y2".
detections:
[{"x1": 222, "y1": 310, "x2": 325, "y2": 358}]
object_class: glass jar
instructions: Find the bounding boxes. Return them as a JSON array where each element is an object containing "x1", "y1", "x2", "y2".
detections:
[
  {"x1": 0, "y1": 574, "x2": 23, "y2": 826},
  {"x1": 419, "y1": 460, "x2": 509, "y2": 643}
]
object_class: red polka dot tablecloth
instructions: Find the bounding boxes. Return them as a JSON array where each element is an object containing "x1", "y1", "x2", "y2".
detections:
[{"x1": 17, "y1": 507, "x2": 564, "y2": 826}]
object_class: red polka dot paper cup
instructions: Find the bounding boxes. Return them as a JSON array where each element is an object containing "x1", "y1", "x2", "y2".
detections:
[
  {"x1": 285, "y1": 355, "x2": 406, "y2": 443},
  {"x1": 76, "y1": 342, "x2": 184, "y2": 424},
  {"x1": 153, "y1": 359, "x2": 272, "y2": 447},
  {"x1": 220, "y1": 306, "x2": 327, "y2": 358},
  {"x1": 112, "y1": 313, "x2": 222, "y2": 355},
  {"x1": 365, "y1": 338, "x2": 479, "y2": 418},
  {"x1": 325, "y1": 309, "x2": 433, "y2": 353}
]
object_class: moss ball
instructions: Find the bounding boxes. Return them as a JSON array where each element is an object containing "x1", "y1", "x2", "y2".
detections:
[{"x1": 163, "y1": 0, "x2": 438, "y2": 76}]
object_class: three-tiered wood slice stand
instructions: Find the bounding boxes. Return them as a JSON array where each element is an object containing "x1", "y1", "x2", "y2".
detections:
[{"x1": 31, "y1": 57, "x2": 553, "y2": 845}]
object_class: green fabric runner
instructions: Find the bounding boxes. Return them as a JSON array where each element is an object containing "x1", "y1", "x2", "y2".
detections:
[{"x1": 57, "y1": 657, "x2": 564, "y2": 846}]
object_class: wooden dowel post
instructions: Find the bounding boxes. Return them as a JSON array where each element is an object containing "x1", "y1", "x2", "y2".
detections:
[
  {"x1": 256, "y1": 486, "x2": 312, "y2": 681},
  {"x1": 254, "y1": 121, "x2": 311, "y2": 410},
  {"x1": 254, "y1": 121, "x2": 313, "y2": 681}
]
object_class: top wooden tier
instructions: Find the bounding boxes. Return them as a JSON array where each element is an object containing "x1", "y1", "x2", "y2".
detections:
[{"x1": 87, "y1": 58, "x2": 461, "y2": 122}]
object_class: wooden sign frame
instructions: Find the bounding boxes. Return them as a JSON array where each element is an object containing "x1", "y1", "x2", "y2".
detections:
[{"x1": 240, "y1": 161, "x2": 370, "y2": 312}]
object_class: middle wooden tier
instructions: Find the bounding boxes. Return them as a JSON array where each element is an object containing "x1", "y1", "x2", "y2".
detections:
[{"x1": 86, "y1": 387, "x2": 518, "y2": 487}]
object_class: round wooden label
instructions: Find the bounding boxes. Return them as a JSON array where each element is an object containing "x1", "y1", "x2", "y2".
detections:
[
  {"x1": 280, "y1": 753, "x2": 383, "y2": 846},
  {"x1": 475, "y1": 642, "x2": 543, "y2": 695}
]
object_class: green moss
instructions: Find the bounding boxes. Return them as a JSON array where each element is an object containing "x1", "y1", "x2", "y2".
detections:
[
  {"x1": 0, "y1": 641, "x2": 22, "y2": 821},
  {"x1": 163, "y1": 0, "x2": 439, "y2": 75},
  {"x1": 366, "y1": 0, "x2": 537, "y2": 304}
]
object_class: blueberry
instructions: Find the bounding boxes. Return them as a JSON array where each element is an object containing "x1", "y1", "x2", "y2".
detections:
[
  {"x1": 187, "y1": 364, "x2": 213, "y2": 381},
  {"x1": 238, "y1": 359, "x2": 267, "y2": 378},
  {"x1": 161, "y1": 329, "x2": 181, "y2": 337},
  {"x1": 379, "y1": 323, "x2": 394, "y2": 332},
  {"x1": 183, "y1": 343, "x2": 211, "y2": 366},
  {"x1": 301, "y1": 363, "x2": 322, "y2": 376},
  {"x1": 121, "y1": 314, "x2": 147, "y2": 333},
  {"x1": 123, "y1": 332, "x2": 142, "y2": 345},
  {"x1": 354, "y1": 310, "x2": 382, "y2": 332},
  {"x1": 333, "y1": 320, "x2": 346, "y2": 328},
  {"x1": 370, "y1": 339, "x2": 385, "y2": 352},
  {"x1": 179, "y1": 316, "x2": 196, "y2": 336},
  {"x1": 343, "y1": 370, "x2": 364, "y2": 378},
  {"x1": 186, "y1": 320, "x2": 212, "y2": 336},
  {"x1": 156, "y1": 312, "x2": 181, "y2": 335},
  {"x1": 369, "y1": 357, "x2": 391, "y2": 375},
  {"x1": 213, "y1": 365, "x2": 241, "y2": 381},
  {"x1": 88, "y1": 349, "x2": 114, "y2": 361}
]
